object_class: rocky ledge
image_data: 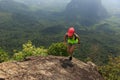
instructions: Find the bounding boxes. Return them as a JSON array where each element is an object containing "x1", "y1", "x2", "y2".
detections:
[{"x1": 0, "y1": 56, "x2": 104, "y2": 80}]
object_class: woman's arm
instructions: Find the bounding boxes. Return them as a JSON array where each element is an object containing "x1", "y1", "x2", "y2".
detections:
[
  {"x1": 77, "y1": 36, "x2": 80, "y2": 44},
  {"x1": 64, "y1": 33, "x2": 67, "y2": 44},
  {"x1": 75, "y1": 33, "x2": 80, "y2": 44}
]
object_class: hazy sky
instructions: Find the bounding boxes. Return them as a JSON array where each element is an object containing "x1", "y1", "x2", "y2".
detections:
[
  {"x1": 0, "y1": 0, "x2": 120, "y2": 13},
  {"x1": 101, "y1": 0, "x2": 120, "y2": 14},
  {"x1": 14, "y1": 0, "x2": 120, "y2": 10},
  {"x1": 14, "y1": 0, "x2": 71, "y2": 5},
  {"x1": 13, "y1": 0, "x2": 71, "y2": 11}
]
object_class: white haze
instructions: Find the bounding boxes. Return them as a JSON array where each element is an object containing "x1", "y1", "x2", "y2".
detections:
[
  {"x1": 14, "y1": 0, "x2": 120, "y2": 14},
  {"x1": 1, "y1": 0, "x2": 120, "y2": 14},
  {"x1": 101, "y1": 0, "x2": 120, "y2": 14},
  {"x1": 14, "y1": 0, "x2": 71, "y2": 11}
]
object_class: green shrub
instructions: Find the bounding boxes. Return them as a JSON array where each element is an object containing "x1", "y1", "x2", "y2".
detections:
[
  {"x1": 32, "y1": 47, "x2": 48, "y2": 56},
  {"x1": 13, "y1": 41, "x2": 48, "y2": 61},
  {"x1": 48, "y1": 42, "x2": 68, "y2": 56},
  {"x1": 98, "y1": 56, "x2": 120, "y2": 80},
  {"x1": 13, "y1": 52, "x2": 25, "y2": 61},
  {"x1": 22, "y1": 40, "x2": 35, "y2": 57},
  {"x1": 0, "y1": 48, "x2": 9, "y2": 62}
]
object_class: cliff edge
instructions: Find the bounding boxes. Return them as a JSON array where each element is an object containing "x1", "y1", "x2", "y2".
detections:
[{"x1": 0, "y1": 56, "x2": 104, "y2": 80}]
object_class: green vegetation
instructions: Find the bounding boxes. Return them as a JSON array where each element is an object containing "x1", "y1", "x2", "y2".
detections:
[
  {"x1": 99, "y1": 56, "x2": 120, "y2": 80},
  {"x1": 0, "y1": 40, "x2": 120, "y2": 80},
  {"x1": 0, "y1": 41, "x2": 68, "y2": 62},
  {"x1": 13, "y1": 41, "x2": 48, "y2": 61},
  {"x1": 0, "y1": 41, "x2": 70, "y2": 62},
  {"x1": 0, "y1": 14, "x2": 120, "y2": 65},
  {"x1": 48, "y1": 42, "x2": 68, "y2": 56},
  {"x1": 0, "y1": 48, "x2": 9, "y2": 62}
]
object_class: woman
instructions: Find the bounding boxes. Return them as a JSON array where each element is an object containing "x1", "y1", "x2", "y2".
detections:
[{"x1": 64, "y1": 27, "x2": 80, "y2": 61}]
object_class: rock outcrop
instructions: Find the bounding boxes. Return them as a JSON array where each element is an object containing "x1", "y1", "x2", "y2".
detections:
[{"x1": 0, "y1": 56, "x2": 104, "y2": 80}]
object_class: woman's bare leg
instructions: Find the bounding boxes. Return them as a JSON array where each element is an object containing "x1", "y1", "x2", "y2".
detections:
[
  {"x1": 70, "y1": 45, "x2": 75, "y2": 56},
  {"x1": 67, "y1": 45, "x2": 75, "y2": 60}
]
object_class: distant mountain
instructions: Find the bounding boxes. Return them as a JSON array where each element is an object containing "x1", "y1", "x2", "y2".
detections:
[
  {"x1": 0, "y1": 0, "x2": 29, "y2": 13},
  {"x1": 0, "y1": 0, "x2": 38, "y2": 26},
  {"x1": 64, "y1": 0, "x2": 108, "y2": 26}
]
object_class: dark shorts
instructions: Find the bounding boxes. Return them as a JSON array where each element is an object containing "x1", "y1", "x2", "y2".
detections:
[{"x1": 67, "y1": 43, "x2": 77, "y2": 46}]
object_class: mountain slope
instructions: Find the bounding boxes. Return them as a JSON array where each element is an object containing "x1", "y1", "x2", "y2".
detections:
[
  {"x1": 64, "y1": 0, "x2": 108, "y2": 26},
  {"x1": 0, "y1": 56, "x2": 104, "y2": 80},
  {"x1": 0, "y1": 0, "x2": 29, "y2": 13}
]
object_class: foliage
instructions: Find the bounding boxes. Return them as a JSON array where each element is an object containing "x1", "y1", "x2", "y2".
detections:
[
  {"x1": 0, "y1": 48, "x2": 9, "y2": 62},
  {"x1": 13, "y1": 52, "x2": 24, "y2": 61},
  {"x1": 48, "y1": 42, "x2": 68, "y2": 56},
  {"x1": 13, "y1": 41, "x2": 48, "y2": 61},
  {"x1": 74, "y1": 40, "x2": 109, "y2": 65},
  {"x1": 98, "y1": 56, "x2": 120, "y2": 80}
]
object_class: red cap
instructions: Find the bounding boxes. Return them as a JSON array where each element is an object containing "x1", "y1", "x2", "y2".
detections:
[{"x1": 67, "y1": 27, "x2": 75, "y2": 37}]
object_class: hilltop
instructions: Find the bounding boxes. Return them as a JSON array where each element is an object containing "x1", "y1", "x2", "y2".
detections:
[{"x1": 0, "y1": 56, "x2": 104, "y2": 80}]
